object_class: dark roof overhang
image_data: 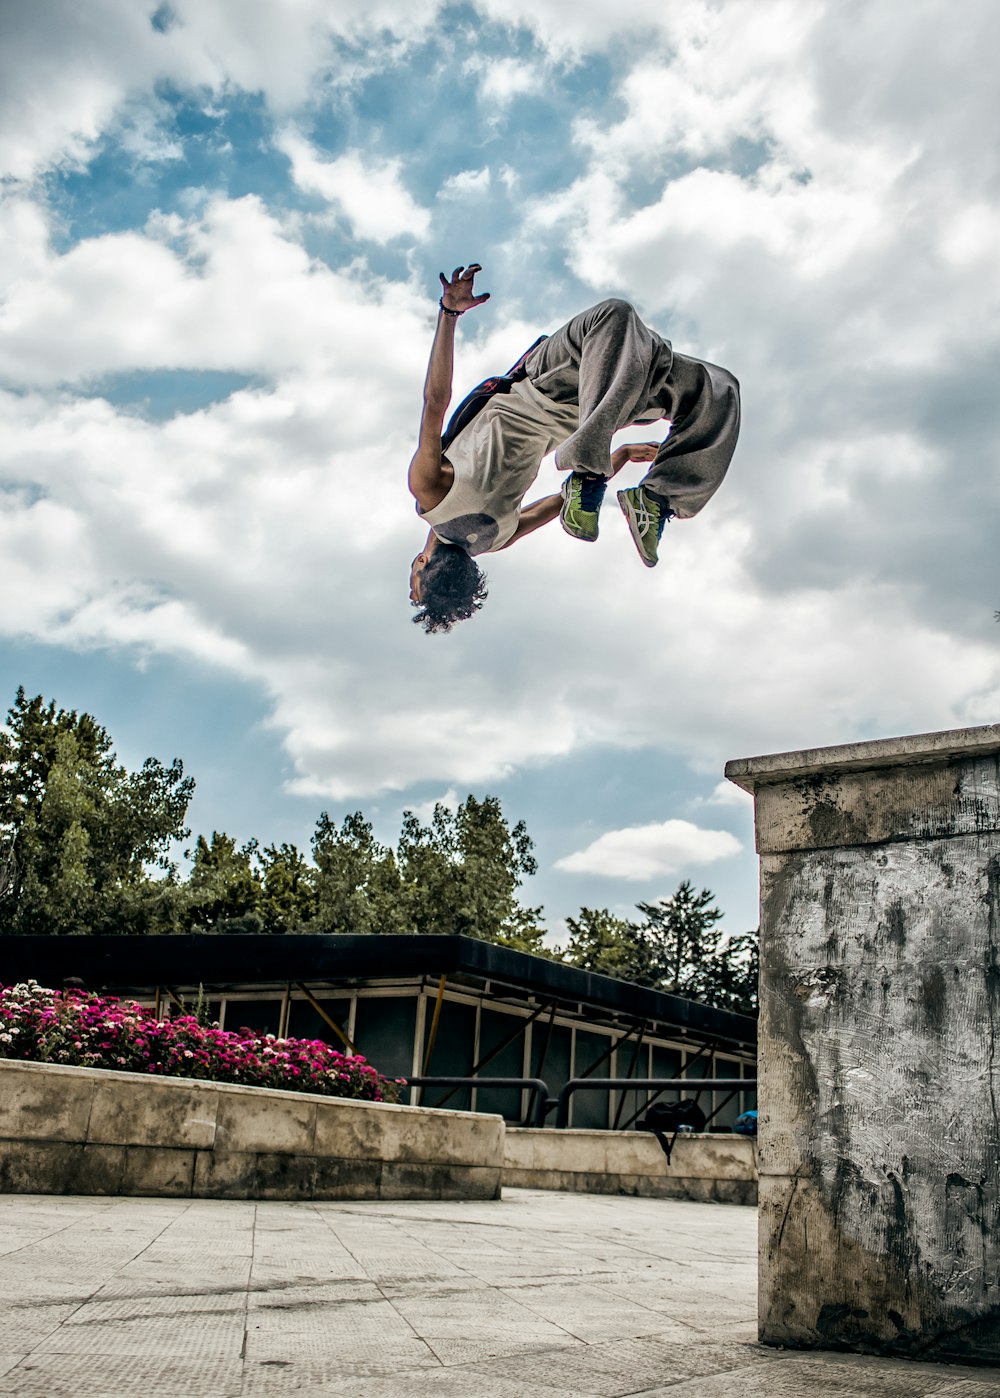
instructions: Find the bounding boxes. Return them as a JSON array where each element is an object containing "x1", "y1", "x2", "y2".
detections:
[{"x1": 0, "y1": 932, "x2": 756, "y2": 1048}]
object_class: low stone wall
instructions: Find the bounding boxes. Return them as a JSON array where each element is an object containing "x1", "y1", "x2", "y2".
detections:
[
  {"x1": 503, "y1": 1127, "x2": 757, "y2": 1204},
  {"x1": 0, "y1": 1059, "x2": 504, "y2": 1202}
]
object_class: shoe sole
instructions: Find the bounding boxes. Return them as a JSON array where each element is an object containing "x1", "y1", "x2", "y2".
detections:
[
  {"x1": 617, "y1": 491, "x2": 658, "y2": 567},
  {"x1": 560, "y1": 515, "x2": 598, "y2": 541}
]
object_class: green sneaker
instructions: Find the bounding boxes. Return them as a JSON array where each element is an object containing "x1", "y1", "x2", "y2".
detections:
[
  {"x1": 560, "y1": 473, "x2": 608, "y2": 541},
  {"x1": 617, "y1": 486, "x2": 671, "y2": 567}
]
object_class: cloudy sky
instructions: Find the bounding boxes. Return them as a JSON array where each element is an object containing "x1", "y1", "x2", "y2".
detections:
[{"x1": 1, "y1": 0, "x2": 998, "y2": 939}]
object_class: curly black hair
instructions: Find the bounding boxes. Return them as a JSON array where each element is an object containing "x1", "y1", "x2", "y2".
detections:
[{"x1": 412, "y1": 542, "x2": 488, "y2": 635}]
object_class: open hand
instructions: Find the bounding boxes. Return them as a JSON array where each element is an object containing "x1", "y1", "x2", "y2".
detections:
[
  {"x1": 439, "y1": 264, "x2": 491, "y2": 314},
  {"x1": 611, "y1": 441, "x2": 660, "y2": 475}
]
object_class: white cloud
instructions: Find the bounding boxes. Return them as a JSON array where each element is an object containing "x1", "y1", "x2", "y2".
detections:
[
  {"x1": 440, "y1": 167, "x2": 492, "y2": 199},
  {"x1": 0, "y1": 194, "x2": 426, "y2": 386},
  {"x1": 406, "y1": 789, "x2": 461, "y2": 822},
  {"x1": 472, "y1": 0, "x2": 674, "y2": 57},
  {"x1": 555, "y1": 820, "x2": 743, "y2": 882},
  {"x1": 466, "y1": 55, "x2": 544, "y2": 107},
  {"x1": 277, "y1": 131, "x2": 430, "y2": 244},
  {"x1": 0, "y1": 1, "x2": 447, "y2": 179},
  {"x1": 0, "y1": 0, "x2": 998, "y2": 820},
  {"x1": 695, "y1": 782, "x2": 754, "y2": 810}
]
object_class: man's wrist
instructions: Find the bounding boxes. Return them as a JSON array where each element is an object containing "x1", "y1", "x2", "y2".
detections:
[{"x1": 439, "y1": 297, "x2": 463, "y2": 318}]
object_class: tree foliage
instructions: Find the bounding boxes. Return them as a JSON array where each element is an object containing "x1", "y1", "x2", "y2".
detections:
[
  {"x1": 0, "y1": 689, "x2": 192, "y2": 935},
  {"x1": 561, "y1": 882, "x2": 758, "y2": 1014},
  {"x1": 312, "y1": 813, "x2": 406, "y2": 937},
  {"x1": 257, "y1": 842, "x2": 317, "y2": 934},
  {"x1": 397, "y1": 796, "x2": 543, "y2": 944},
  {"x1": 562, "y1": 907, "x2": 647, "y2": 982},
  {"x1": 183, "y1": 832, "x2": 261, "y2": 933}
]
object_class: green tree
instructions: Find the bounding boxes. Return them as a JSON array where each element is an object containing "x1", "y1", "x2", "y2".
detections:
[
  {"x1": 701, "y1": 928, "x2": 758, "y2": 1015},
  {"x1": 636, "y1": 881, "x2": 724, "y2": 993},
  {"x1": 634, "y1": 881, "x2": 758, "y2": 1012},
  {"x1": 559, "y1": 884, "x2": 758, "y2": 1014},
  {"x1": 0, "y1": 689, "x2": 193, "y2": 935},
  {"x1": 256, "y1": 842, "x2": 318, "y2": 933},
  {"x1": 397, "y1": 795, "x2": 544, "y2": 944},
  {"x1": 183, "y1": 832, "x2": 262, "y2": 932},
  {"x1": 311, "y1": 812, "x2": 407, "y2": 935},
  {"x1": 561, "y1": 906, "x2": 649, "y2": 982}
]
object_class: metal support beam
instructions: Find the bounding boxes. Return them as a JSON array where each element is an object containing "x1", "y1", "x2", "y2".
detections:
[
  {"x1": 431, "y1": 1000, "x2": 553, "y2": 1110},
  {"x1": 702, "y1": 1088, "x2": 741, "y2": 1129},
  {"x1": 295, "y1": 983, "x2": 359, "y2": 1055},
  {"x1": 612, "y1": 1022, "x2": 647, "y2": 1130},
  {"x1": 421, "y1": 974, "x2": 448, "y2": 1075},
  {"x1": 575, "y1": 1021, "x2": 643, "y2": 1081},
  {"x1": 533, "y1": 1002, "x2": 557, "y2": 1080}
]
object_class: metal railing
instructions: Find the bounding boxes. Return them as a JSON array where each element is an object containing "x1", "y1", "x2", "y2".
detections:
[
  {"x1": 405, "y1": 1076, "x2": 551, "y2": 1128},
  {"x1": 553, "y1": 1076, "x2": 756, "y2": 1129},
  {"x1": 404, "y1": 1074, "x2": 757, "y2": 1132}
]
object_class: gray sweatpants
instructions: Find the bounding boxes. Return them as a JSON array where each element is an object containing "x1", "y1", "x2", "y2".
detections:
[{"x1": 524, "y1": 299, "x2": 740, "y2": 519}]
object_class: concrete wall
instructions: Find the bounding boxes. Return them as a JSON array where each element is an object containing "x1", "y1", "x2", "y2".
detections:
[
  {"x1": 0, "y1": 1059, "x2": 503, "y2": 1201},
  {"x1": 727, "y1": 723, "x2": 1000, "y2": 1365},
  {"x1": 503, "y1": 1127, "x2": 757, "y2": 1204}
]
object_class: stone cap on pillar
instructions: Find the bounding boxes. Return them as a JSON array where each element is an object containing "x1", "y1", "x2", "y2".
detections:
[
  {"x1": 724, "y1": 723, "x2": 1000, "y2": 854},
  {"x1": 725, "y1": 722, "x2": 1000, "y2": 792}
]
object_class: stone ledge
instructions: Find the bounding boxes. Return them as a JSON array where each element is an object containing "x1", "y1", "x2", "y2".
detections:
[
  {"x1": 725, "y1": 722, "x2": 1000, "y2": 791},
  {"x1": 502, "y1": 1127, "x2": 757, "y2": 1203},
  {"x1": 501, "y1": 1165, "x2": 755, "y2": 1205},
  {"x1": 0, "y1": 1059, "x2": 503, "y2": 1201}
]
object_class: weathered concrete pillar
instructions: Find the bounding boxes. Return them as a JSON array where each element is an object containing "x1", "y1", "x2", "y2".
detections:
[{"x1": 726, "y1": 724, "x2": 1000, "y2": 1364}]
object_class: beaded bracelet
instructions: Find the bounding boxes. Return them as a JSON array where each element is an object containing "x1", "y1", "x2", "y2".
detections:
[{"x1": 439, "y1": 298, "x2": 463, "y2": 317}]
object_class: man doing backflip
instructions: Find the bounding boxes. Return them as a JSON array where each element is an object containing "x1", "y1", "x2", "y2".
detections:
[{"x1": 408, "y1": 264, "x2": 740, "y2": 633}]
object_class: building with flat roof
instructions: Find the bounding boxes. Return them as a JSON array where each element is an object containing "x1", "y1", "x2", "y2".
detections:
[{"x1": 0, "y1": 934, "x2": 757, "y2": 1130}]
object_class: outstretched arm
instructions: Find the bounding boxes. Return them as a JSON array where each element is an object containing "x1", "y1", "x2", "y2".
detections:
[
  {"x1": 496, "y1": 493, "x2": 562, "y2": 548},
  {"x1": 407, "y1": 264, "x2": 490, "y2": 508}
]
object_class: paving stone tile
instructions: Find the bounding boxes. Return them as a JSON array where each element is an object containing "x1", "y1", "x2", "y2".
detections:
[
  {"x1": 635, "y1": 1349, "x2": 1000, "y2": 1397},
  {"x1": 391, "y1": 1286, "x2": 573, "y2": 1344},
  {"x1": 244, "y1": 1334, "x2": 439, "y2": 1373},
  {"x1": 243, "y1": 1298, "x2": 421, "y2": 1363},
  {"x1": 246, "y1": 1278, "x2": 383, "y2": 1312},
  {"x1": 600, "y1": 1289, "x2": 755, "y2": 1331},
  {"x1": 933, "y1": 1382, "x2": 1000, "y2": 1397},
  {"x1": 458, "y1": 1335, "x2": 701, "y2": 1396},
  {"x1": 0, "y1": 1358, "x2": 27, "y2": 1382},
  {"x1": 93, "y1": 1273, "x2": 229, "y2": 1299},
  {"x1": 0, "y1": 1353, "x2": 244, "y2": 1396},
  {"x1": 499, "y1": 1280, "x2": 694, "y2": 1344},
  {"x1": 423, "y1": 1335, "x2": 592, "y2": 1367},
  {"x1": 31, "y1": 1310, "x2": 246, "y2": 1360},
  {"x1": 245, "y1": 1362, "x2": 587, "y2": 1398},
  {"x1": 782, "y1": 1352, "x2": 1000, "y2": 1396},
  {"x1": 0, "y1": 1305, "x2": 82, "y2": 1351},
  {"x1": 67, "y1": 1289, "x2": 247, "y2": 1325}
]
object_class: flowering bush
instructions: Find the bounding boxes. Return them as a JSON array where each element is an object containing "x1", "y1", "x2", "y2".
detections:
[{"x1": 0, "y1": 981, "x2": 400, "y2": 1103}]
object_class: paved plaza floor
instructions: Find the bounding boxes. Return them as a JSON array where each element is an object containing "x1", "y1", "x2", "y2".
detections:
[{"x1": 0, "y1": 1189, "x2": 997, "y2": 1397}]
